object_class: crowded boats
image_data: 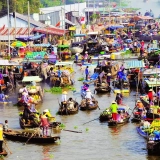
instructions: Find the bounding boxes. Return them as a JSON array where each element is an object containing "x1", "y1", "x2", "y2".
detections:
[{"x1": 1, "y1": 3, "x2": 160, "y2": 158}]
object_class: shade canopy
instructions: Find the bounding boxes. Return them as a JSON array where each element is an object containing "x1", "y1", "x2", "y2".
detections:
[
  {"x1": 124, "y1": 60, "x2": 145, "y2": 69},
  {"x1": 11, "y1": 41, "x2": 26, "y2": 47}
]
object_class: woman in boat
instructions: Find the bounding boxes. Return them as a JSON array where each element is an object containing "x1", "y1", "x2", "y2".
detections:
[
  {"x1": 40, "y1": 113, "x2": 50, "y2": 137},
  {"x1": 81, "y1": 82, "x2": 89, "y2": 98},
  {"x1": 61, "y1": 91, "x2": 68, "y2": 109},
  {"x1": 85, "y1": 89, "x2": 93, "y2": 100},
  {"x1": 148, "y1": 89, "x2": 154, "y2": 102},
  {"x1": 110, "y1": 101, "x2": 118, "y2": 121},
  {"x1": 67, "y1": 98, "x2": 75, "y2": 110},
  {"x1": 136, "y1": 100, "x2": 145, "y2": 113},
  {"x1": 106, "y1": 73, "x2": 111, "y2": 86},
  {"x1": 115, "y1": 92, "x2": 123, "y2": 105}
]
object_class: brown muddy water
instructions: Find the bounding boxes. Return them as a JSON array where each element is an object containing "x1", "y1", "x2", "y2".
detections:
[{"x1": 0, "y1": 63, "x2": 158, "y2": 160}]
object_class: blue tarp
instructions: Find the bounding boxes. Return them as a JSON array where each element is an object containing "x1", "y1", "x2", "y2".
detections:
[
  {"x1": 16, "y1": 34, "x2": 45, "y2": 42},
  {"x1": 106, "y1": 25, "x2": 124, "y2": 30},
  {"x1": 117, "y1": 71, "x2": 127, "y2": 81}
]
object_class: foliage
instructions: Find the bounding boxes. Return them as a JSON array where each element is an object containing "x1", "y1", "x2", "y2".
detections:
[
  {"x1": 59, "y1": 123, "x2": 66, "y2": 129},
  {"x1": 44, "y1": 87, "x2": 62, "y2": 94},
  {"x1": 78, "y1": 77, "x2": 84, "y2": 81},
  {"x1": 121, "y1": 50, "x2": 131, "y2": 56}
]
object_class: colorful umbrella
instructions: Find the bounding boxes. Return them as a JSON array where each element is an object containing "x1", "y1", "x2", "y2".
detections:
[{"x1": 11, "y1": 41, "x2": 26, "y2": 47}]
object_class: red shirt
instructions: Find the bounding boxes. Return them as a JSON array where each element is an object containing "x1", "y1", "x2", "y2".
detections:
[{"x1": 148, "y1": 92, "x2": 153, "y2": 101}]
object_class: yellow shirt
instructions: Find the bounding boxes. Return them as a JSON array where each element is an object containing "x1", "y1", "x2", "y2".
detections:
[{"x1": 0, "y1": 128, "x2": 3, "y2": 141}]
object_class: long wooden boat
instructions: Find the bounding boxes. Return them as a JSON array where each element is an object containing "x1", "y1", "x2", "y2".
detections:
[
  {"x1": 4, "y1": 131, "x2": 60, "y2": 144},
  {"x1": 136, "y1": 127, "x2": 148, "y2": 139},
  {"x1": 108, "y1": 115, "x2": 130, "y2": 127},
  {"x1": 0, "y1": 149, "x2": 7, "y2": 156},
  {"x1": 58, "y1": 101, "x2": 79, "y2": 115},
  {"x1": 79, "y1": 98, "x2": 98, "y2": 111},
  {"x1": 19, "y1": 116, "x2": 61, "y2": 129},
  {"x1": 94, "y1": 85, "x2": 111, "y2": 94}
]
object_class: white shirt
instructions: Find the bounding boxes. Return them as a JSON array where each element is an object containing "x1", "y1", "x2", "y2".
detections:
[
  {"x1": 61, "y1": 94, "x2": 67, "y2": 102},
  {"x1": 85, "y1": 91, "x2": 93, "y2": 99}
]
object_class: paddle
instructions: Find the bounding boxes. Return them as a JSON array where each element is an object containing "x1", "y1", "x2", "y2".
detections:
[
  {"x1": 4, "y1": 139, "x2": 12, "y2": 154},
  {"x1": 24, "y1": 128, "x2": 40, "y2": 145},
  {"x1": 62, "y1": 129, "x2": 82, "y2": 133},
  {"x1": 83, "y1": 118, "x2": 99, "y2": 125}
]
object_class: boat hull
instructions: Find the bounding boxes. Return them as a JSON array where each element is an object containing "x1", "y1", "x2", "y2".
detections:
[
  {"x1": 4, "y1": 131, "x2": 60, "y2": 144},
  {"x1": 108, "y1": 116, "x2": 130, "y2": 127}
]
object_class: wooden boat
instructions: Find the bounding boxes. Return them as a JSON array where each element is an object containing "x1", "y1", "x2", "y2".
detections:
[
  {"x1": 131, "y1": 111, "x2": 142, "y2": 123},
  {"x1": 19, "y1": 115, "x2": 61, "y2": 129},
  {"x1": 99, "y1": 109, "x2": 112, "y2": 122},
  {"x1": 136, "y1": 127, "x2": 148, "y2": 139},
  {"x1": 0, "y1": 149, "x2": 7, "y2": 156},
  {"x1": 3, "y1": 131, "x2": 60, "y2": 144},
  {"x1": 147, "y1": 138, "x2": 160, "y2": 155},
  {"x1": 94, "y1": 82, "x2": 111, "y2": 94},
  {"x1": 58, "y1": 101, "x2": 79, "y2": 115},
  {"x1": 108, "y1": 115, "x2": 130, "y2": 126},
  {"x1": 79, "y1": 98, "x2": 98, "y2": 111},
  {"x1": 108, "y1": 105, "x2": 130, "y2": 126}
]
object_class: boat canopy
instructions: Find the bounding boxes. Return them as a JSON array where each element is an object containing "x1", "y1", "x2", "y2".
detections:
[
  {"x1": 124, "y1": 60, "x2": 145, "y2": 69},
  {"x1": 22, "y1": 76, "x2": 42, "y2": 82},
  {"x1": 145, "y1": 80, "x2": 160, "y2": 87},
  {"x1": 34, "y1": 43, "x2": 51, "y2": 47},
  {"x1": 0, "y1": 60, "x2": 20, "y2": 66},
  {"x1": 16, "y1": 34, "x2": 45, "y2": 42},
  {"x1": 55, "y1": 62, "x2": 73, "y2": 66},
  {"x1": 74, "y1": 34, "x2": 86, "y2": 37}
]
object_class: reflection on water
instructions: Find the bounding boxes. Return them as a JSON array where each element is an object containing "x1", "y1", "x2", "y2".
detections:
[{"x1": 0, "y1": 63, "x2": 159, "y2": 160}]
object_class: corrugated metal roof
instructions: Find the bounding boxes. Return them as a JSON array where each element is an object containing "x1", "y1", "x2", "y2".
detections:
[
  {"x1": 124, "y1": 60, "x2": 145, "y2": 69},
  {"x1": 11, "y1": 12, "x2": 47, "y2": 28}
]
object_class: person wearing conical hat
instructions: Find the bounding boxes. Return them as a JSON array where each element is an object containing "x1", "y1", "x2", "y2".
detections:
[
  {"x1": 136, "y1": 100, "x2": 144, "y2": 113},
  {"x1": 110, "y1": 101, "x2": 118, "y2": 121},
  {"x1": 85, "y1": 89, "x2": 93, "y2": 100},
  {"x1": 61, "y1": 91, "x2": 68, "y2": 109}
]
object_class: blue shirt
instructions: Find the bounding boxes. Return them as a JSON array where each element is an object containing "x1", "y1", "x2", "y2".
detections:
[
  {"x1": 57, "y1": 70, "x2": 62, "y2": 77},
  {"x1": 85, "y1": 68, "x2": 89, "y2": 75}
]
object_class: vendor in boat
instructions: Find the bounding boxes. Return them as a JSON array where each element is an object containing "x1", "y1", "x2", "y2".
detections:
[
  {"x1": 99, "y1": 71, "x2": 105, "y2": 84},
  {"x1": 136, "y1": 100, "x2": 145, "y2": 112},
  {"x1": 75, "y1": 53, "x2": 79, "y2": 63},
  {"x1": 106, "y1": 73, "x2": 111, "y2": 86},
  {"x1": 21, "y1": 92, "x2": 29, "y2": 104},
  {"x1": 148, "y1": 89, "x2": 155, "y2": 102},
  {"x1": 115, "y1": 91, "x2": 123, "y2": 105},
  {"x1": 110, "y1": 101, "x2": 118, "y2": 121},
  {"x1": 22, "y1": 103, "x2": 35, "y2": 124},
  {"x1": 0, "y1": 124, "x2": 3, "y2": 153},
  {"x1": 40, "y1": 113, "x2": 50, "y2": 137},
  {"x1": 61, "y1": 91, "x2": 68, "y2": 109},
  {"x1": 85, "y1": 89, "x2": 93, "y2": 100},
  {"x1": 87, "y1": 56, "x2": 92, "y2": 64},
  {"x1": 67, "y1": 98, "x2": 75, "y2": 110}
]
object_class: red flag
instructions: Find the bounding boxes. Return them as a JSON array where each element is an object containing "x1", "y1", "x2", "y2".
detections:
[{"x1": 55, "y1": 21, "x2": 60, "y2": 27}]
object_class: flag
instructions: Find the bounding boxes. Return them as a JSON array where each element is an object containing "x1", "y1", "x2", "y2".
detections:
[
  {"x1": 55, "y1": 21, "x2": 60, "y2": 27},
  {"x1": 0, "y1": 25, "x2": 5, "y2": 31}
]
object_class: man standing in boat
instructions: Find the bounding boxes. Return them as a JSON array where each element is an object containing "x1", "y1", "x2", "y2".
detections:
[{"x1": 110, "y1": 101, "x2": 118, "y2": 121}]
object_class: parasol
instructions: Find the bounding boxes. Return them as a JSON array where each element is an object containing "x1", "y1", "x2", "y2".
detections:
[{"x1": 11, "y1": 41, "x2": 26, "y2": 47}]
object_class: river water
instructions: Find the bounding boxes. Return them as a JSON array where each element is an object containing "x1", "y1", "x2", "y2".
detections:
[{"x1": 0, "y1": 63, "x2": 158, "y2": 160}]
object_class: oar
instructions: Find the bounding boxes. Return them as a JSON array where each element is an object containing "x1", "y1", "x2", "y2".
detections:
[
  {"x1": 62, "y1": 129, "x2": 82, "y2": 133},
  {"x1": 4, "y1": 139, "x2": 12, "y2": 154},
  {"x1": 83, "y1": 118, "x2": 99, "y2": 125},
  {"x1": 24, "y1": 128, "x2": 39, "y2": 145}
]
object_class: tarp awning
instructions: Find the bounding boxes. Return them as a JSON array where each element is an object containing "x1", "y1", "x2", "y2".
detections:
[
  {"x1": 74, "y1": 34, "x2": 86, "y2": 37},
  {"x1": 55, "y1": 62, "x2": 73, "y2": 66},
  {"x1": 145, "y1": 80, "x2": 160, "y2": 87},
  {"x1": 22, "y1": 76, "x2": 42, "y2": 82},
  {"x1": 0, "y1": 60, "x2": 20, "y2": 66},
  {"x1": 16, "y1": 34, "x2": 45, "y2": 42},
  {"x1": 34, "y1": 43, "x2": 51, "y2": 47},
  {"x1": 124, "y1": 60, "x2": 145, "y2": 69}
]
